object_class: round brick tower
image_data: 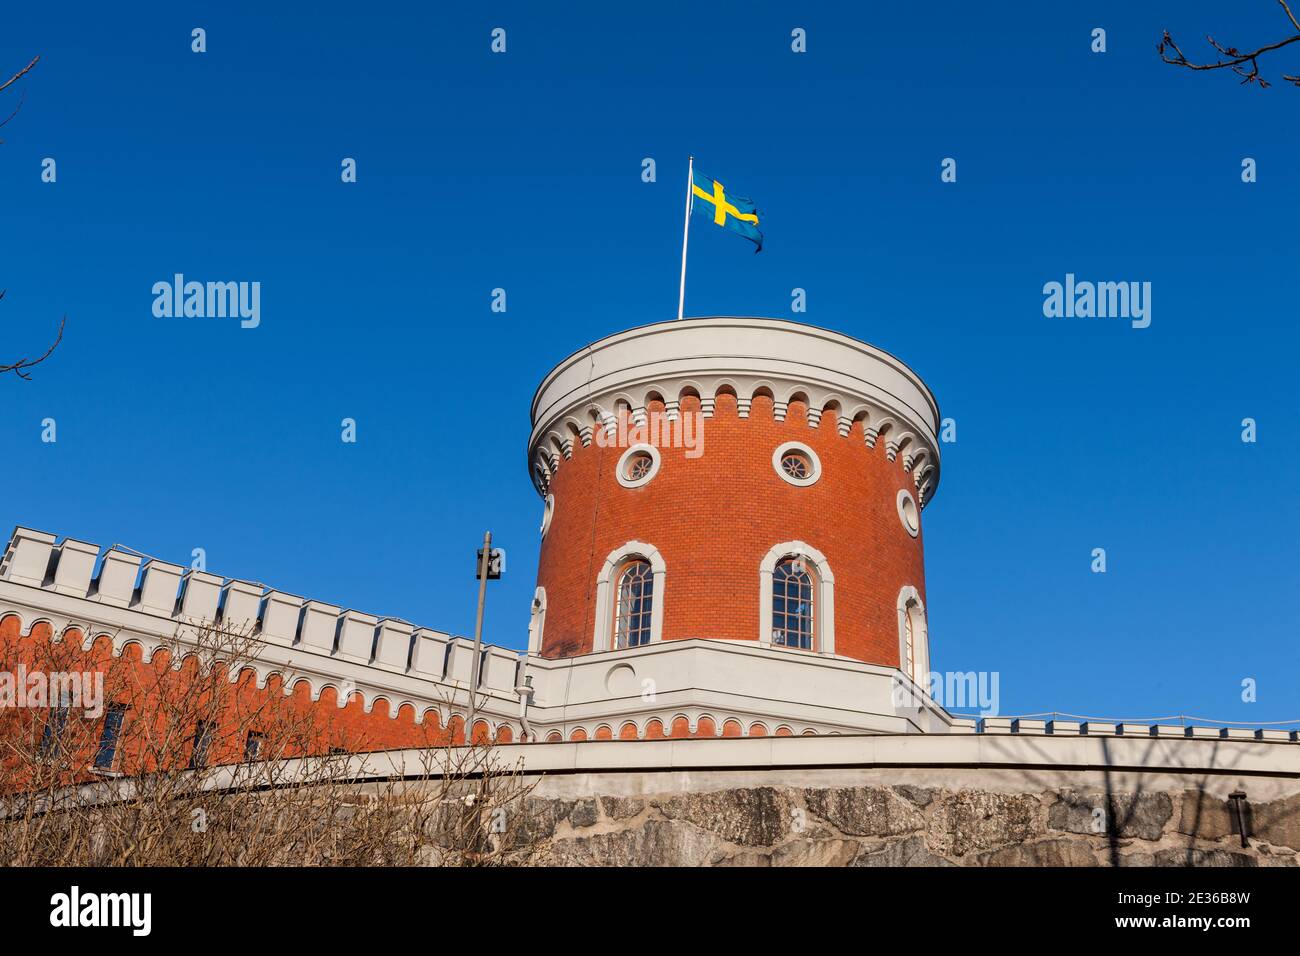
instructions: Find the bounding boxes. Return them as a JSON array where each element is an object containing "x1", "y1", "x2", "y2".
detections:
[{"x1": 527, "y1": 317, "x2": 941, "y2": 686}]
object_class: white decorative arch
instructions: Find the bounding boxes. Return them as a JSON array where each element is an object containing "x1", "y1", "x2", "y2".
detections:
[
  {"x1": 539, "y1": 493, "x2": 555, "y2": 537},
  {"x1": 527, "y1": 586, "x2": 547, "y2": 655},
  {"x1": 592, "y1": 541, "x2": 666, "y2": 652},
  {"x1": 759, "y1": 541, "x2": 835, "y2": 654},
  {"x1": 896, "y1": 585, "x2": 930, "y2": 691},
  {"x1": 897, "y1": 488, "x2": 920, "y2": 538}
]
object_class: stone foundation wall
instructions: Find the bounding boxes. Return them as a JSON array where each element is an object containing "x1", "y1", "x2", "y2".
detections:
[{"x1": 502, "y1": 767, "x2": 1300, "y2": 866}]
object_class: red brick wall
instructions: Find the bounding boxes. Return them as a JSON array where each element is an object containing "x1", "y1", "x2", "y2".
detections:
[
  {"x1": 535, "y1": 392, "x2": 927, "y2": 665},
  {"x1": 0, "y1": 615, "x2": 458, "y2": 784}
]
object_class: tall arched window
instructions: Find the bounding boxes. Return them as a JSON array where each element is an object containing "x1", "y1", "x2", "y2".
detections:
[
  {"x1": 903, "y1": 604, "x2": 917, "y2": 679},
  {"x1": 593, "y1": 541, "x2": 665, "y2": 652},
  {"x1": 897, "y1": 586, "x2": 929, "y2": 689},
  {"x1": 759, "y1": 541, "x2": 835, "y2": 654},
  {"x1": 614, "y1": 560, "x2": 654, "y2": 648},
  {"x1": 771, "y1": 557, "x2": 815, "y2": 650}
]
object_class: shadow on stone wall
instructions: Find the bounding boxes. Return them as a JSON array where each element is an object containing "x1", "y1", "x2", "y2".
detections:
[{"x1": 502, "y1": 776, "x2": 1300, "y2": 866}]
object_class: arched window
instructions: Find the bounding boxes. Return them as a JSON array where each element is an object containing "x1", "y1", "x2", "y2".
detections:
[
  {"x1": 593, "y1": 541, "x2": 666, "y2": 652},
  {"x1": 903, "y1": 604, "x2": 917, "y2": 679},
  {"x1": 897, "y1": 586, "x2": 929, "y2": 689},
  {"x1": 759, "y1": 542, "x2": 835, "y2": 654},
  {"x1": 771, "y1": 558, "x2": 815, "y2": 649},
  {"x1": 614, "y1": 560, "x2": 654, "y2": 648}
]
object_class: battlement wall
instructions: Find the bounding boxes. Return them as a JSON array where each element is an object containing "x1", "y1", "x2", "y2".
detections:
[{"x1": 0, "y1": 526, "x2": 524, "y2": 738}]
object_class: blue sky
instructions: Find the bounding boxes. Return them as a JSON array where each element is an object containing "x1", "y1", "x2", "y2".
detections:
[{"x1": 3, "y1": 2, "x2": 1297, "y2": 724}]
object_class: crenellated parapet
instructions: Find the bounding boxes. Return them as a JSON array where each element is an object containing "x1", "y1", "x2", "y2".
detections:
[
  {"x1": 527, "y1": 317, "x2": 942, "y2": 505},
  {"x1": 0, "y1": 527, "x2": 525, "y2": 739}
]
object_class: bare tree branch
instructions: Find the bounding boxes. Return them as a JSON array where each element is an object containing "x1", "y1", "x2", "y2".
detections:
[
  {"x1": 0, "y1": 54, "x2": 38, "y2": 97},
  {"x1": 0, "y1": 57, "x2": 66, "y2": 381},
  {"x1": 0, "y1": 292, "x2": 65, "y2": 381},
  {"x1": 1159, "y1": 1, "x2": 1300, "y2": 88},
  {"x1": 0, "y1": 88, "x2": 27, "y2": 142},
  {"x1": 0, "y1": 55, "x2": 38, "y2": 136}
]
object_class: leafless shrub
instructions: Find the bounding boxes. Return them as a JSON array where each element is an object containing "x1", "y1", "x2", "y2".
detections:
[{"x1": 0, "y1": 618, "x2": 538, "y2": 866}]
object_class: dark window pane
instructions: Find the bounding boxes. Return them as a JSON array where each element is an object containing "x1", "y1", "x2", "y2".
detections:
[
  {"x1": 189, "y1": 720, "x2": 213, "y2": 769},
  {"x1": 94, "y1": 704, "x2": 126, "y2": 770},
  {"x1": 771, "y1": 557, "x2": 815, "y2": 651}
]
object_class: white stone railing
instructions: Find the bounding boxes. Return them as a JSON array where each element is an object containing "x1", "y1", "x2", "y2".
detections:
[{"x1": 951, "y1": 715, "x2": 1298, "y2": 743}]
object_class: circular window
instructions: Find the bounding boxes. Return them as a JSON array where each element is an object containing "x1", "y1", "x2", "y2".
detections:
[
  {"x1": 780, "y1": 451, "x2": 811, "y2": 480},
  {"x1": 897, "y1": 489, "x2": 920, "y2": 537},
  {"x1": 626, "y1": 453, "x2": 653, "y2": 481},
  {"x1": 616, "y1": 444, "x2": 661, "y2": 488},
  {"x1": 772, "y1": 441, "x2": 822, "y2": 487},
  {"x1": 539, "y1": 493, "x2": 555, "y2": 538}
]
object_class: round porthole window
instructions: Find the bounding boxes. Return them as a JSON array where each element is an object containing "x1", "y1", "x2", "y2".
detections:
[
  {"x1": 772, "y1": 441, "x2": 822, "y2": 487},
  {"x1": 616, "y1": 444, "x2": 661, "y2": 488},
  {"x1": 897, "y1": 489, "x2": 920, "y2": 537},
  {"x1": 780, "y1": 450, "x2": 811, "y2": 480},
  {"x1": 539, "y1": 493, "x2": 555, "y2": 538}
]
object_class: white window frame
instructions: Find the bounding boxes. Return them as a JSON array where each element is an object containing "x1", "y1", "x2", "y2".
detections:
[
  {"x1": 772, "y1": 441, "x2": 822, "y2": 487},
  {"x1": 540, "y1": 493, "x2": 555, "y2": 538},
  {"x1": 593, "y1": 541, "x2": 666, "y2": 652},
  {"x1": 527, "y1": 586, "x2": 547, "y2": 655},
  {"x1": 759, "y1": 541, "x2": 835, "y2": 654},
  {"x1": 896, "y1": 585, "x2": 929, "y2": 689},
  {"x1": 896, "y1": 489, "x2": 920, "y2": 537},
  {"x1": 616, "y1": 444, "x2": 662, "y2": 489}
]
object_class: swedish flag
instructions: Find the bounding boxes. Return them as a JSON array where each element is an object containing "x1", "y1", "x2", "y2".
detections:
[{"x1": 692, "y1": 169, "x2": 763, "y2": 252}]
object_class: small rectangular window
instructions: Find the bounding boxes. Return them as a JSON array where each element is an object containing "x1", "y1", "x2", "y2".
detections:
[
  {"x1": 244, "y1": 730, "x2": 264, "y2": 761},
  {"x1": 39, "y1": 706, "x2": 70, "y2": 758},
  {"x1": 189, "y1": 720, "x2": 214, "y2": 769},
  {"x1": 94, "y1": 704, "x2": 127, "y2": 770}
]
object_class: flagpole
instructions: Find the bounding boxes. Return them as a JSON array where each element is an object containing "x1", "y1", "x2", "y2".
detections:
[{"x1": 677, "y1": 155, "x2": 694, "y2": 320}]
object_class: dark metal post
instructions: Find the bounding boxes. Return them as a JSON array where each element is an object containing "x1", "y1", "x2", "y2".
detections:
[
  {"x1": 465, "y1": 531, "x2": 491, "y2": 744},
  {"x1": 1228, "y1": 790, "x2": 1250, "y2": 848}
]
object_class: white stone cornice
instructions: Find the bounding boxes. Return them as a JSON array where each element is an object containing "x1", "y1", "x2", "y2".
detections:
[
  {"x1": 521, "y1": 637, "x2": 952, "y2": 736},
  {"x1": 527, "y1": 317, "x2": 942, "y2": 503},
  {"x1": 355, "y1": 731, "x2": 1300, "y2": 779}
]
